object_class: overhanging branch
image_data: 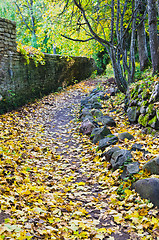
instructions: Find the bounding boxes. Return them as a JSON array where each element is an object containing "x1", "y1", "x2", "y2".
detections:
[
  {"x1": 61, "y1": 34, "x2": 94, "y2": 42},
  {"x1": 73, "y1": 0, "x2": 114, "y2": 48}
]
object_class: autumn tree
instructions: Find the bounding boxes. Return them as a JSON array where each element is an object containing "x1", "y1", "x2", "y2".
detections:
[
  {"x1": 14, "y1": 0, "x2": 38, "y2": 47},
  {"x1": 147, "y1": 0, "x2": 159, "y2": 74},
  {"x1": 136, "y1": 0, "x2": 149, "y2": 71},
  {"x1": 50, "y1": 0, "x2": 141, "y2": 93}
]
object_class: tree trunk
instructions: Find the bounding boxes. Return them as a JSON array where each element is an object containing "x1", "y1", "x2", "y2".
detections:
[
  {"x1": 156, "y1": 0, "x2": 159, "y2": 15},
  {"x1": 147, "y1": 0, "x2": 159, "y2": 73},
  {"x1": 137, "y1": 22, "x2": 149, "y2": 71},
  {"x1": 26, "y1": 0, "x2": 37, "y2": 47},
  {"x1": 110, "y1": 49, "x2": 128, "y2": 93}
]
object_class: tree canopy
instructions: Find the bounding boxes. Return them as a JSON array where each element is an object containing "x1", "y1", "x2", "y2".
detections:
[{"x1": 1, "y1": 0, "x2": 159, "y2": 92}]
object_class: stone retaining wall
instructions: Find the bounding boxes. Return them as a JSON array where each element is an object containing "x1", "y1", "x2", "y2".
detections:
[
  {"x1": 0, "y1": 17, "x2": 17, "y2": 52},
  {"x1": 0, "y1": 18, "x2": 95, "y2": 113}
]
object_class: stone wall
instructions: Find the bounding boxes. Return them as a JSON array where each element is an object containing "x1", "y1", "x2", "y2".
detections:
[
  {"x1": 0, "y1": 17, "x2": 17, "y2": 52},
  {"x1": 125, "y1": 81, "x2": 159, "y2": 130},
  {"x1": 0, "y1": 18, "x2": 95, "y2": 113}
]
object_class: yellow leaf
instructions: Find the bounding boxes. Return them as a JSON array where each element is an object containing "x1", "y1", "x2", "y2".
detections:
[
  {"x1": 79, "y1": 222, "x2": 86, "y2": 230},
  {"x1": 78, "y1": 182, "x2": 85, "y2": 186},
  {"x1": 114, "y1": 213, "x2": 123, "y2": 224},
  {"x1": 125, "y1": 189, "x2": 132, "y2": 197},
  {"x1": 152, "y1": 216, "x2": 159, "y2": 225}
]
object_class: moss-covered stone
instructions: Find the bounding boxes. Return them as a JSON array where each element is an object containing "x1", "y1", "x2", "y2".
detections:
[
  {"x1": 132, "y1": 92, "x2": 139, "y2": 100},
  {"x1": 130, "y1": 85, "x2": 139, "y2": 98},
  {"x1": 141, "y1": 100, "x2": 148, "y2": 107},
  {"x1": 148, "y1": 116, "x2": 157, "y2": 125},
  {"x1": 138, "y1": 113, "x2": 150, "y2": 127},
  {"x1": 141, "y1": 88, "x2": 150, "y2": 100},
  {"x1": 157, "y1": 109, "x2": 159, "y2": 120},
  {"x1": 147, "y1": 104, "x2": 154, "y2": 114}
]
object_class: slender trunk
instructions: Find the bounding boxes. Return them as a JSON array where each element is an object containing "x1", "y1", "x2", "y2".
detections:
[
  {"x1": 156, "y1": 0, "x2": 159, "y2": 15},
  {"x1": 26, "y1": 0, "x2": 37, "y2": 47},
  {"x1": 110, "y1": 49, "x2": 128, "y2": 93},
  {"x1": 147, "y1": 0, "x2": 159, "y2": 73},
  {"x1": 129, "y1": 0, "x2": 136, "y2": 83},
  {"x1": 137, "y1": 22, "x2": 149, "y2": 71}
]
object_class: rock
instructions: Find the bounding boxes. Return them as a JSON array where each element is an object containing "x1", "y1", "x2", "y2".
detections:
[
  {"x1": 90, "y1": 126, "x2": 112, "y2": 144},
  {"x1": 138, "y1": 94, "x2": 142, "y2": 100},
  {"x1": 98, "y1": 135, "x2": 119, "y2": 151},
  {"x1": 125, "y1": 162, "x2": 140, "y2": 174},
  {"x1": 131, "y1": 143, "x2": 144, "y2": 152},
  {"x1": 127, "y1": 107, "x2": 137, "y2": 123},
  {"x1": 91, "y1": 109, "x2": 103, "y2": 118},
  {"x1": 143, "y1": 155, "x2": 159, "y2": 174},
  {"x1": 129, "y1": 99, "x2": 138, "y2": 106},
  {"x1": 79, "y1": 108, "x2": 92, "y2": 119},
  {"x1": 90, "y1": 88, "x2": 100, "y2": 95},
  {"x1": 106, "y1": 87, "x2": 117, "y2": 96},
  {"x1": 133, "y1": 178, "x2": 159, "y2": 208},
  {"x1": 80, "y1": 97, "x2": 89, "y2": 107},
  {"x1": 81, "y1": 103, "x2": 93, "y2": 109},
  {"x1": 96, "y1": 91, "x2": 109, "y2": 100},
  {"x1": 98, "y1": 115, "x2": 116, "y2": 127},
  {"x1": 109, "y1": 109, "x2": 117, "y2": 113},
  {"x1": 157, "y1": 110, "x2": 159, "y2": 121},
  {"x1": 110, "y1": 149, "x2": 133, "y2": 170},
  {"x1": 149, "y1": 83, "x2": 159, "y2": 103},
  {"x1": 138, "y1": 87, "x2": 143, "y2": 94},
  {"x1": 81, "y1": 116, "x2": 99, "y2": 129},
  {"x1": 88, "y1": 96, "x2": 99, "y2": 104},
  {"x1": 106, "y1": 77, "x2": 116, "y2": 86},
  {"x1": 118, "y1": 132, "x2": 134, "y2": 141},
  {"x1": 121, "y1": 162, "x2": 140, "y2": 179},
  {"x1": 140, "y1": 106, "x2": 146, "y2": 114},
  {"x1": 138, "y1": 113, "x2": 149, "y2": 127},
  {"x1": 92, "y1": 102, "x2": 102, "y2": 109},
  {"x1": 79, "y1": 118, "x2": 95, "y2": 135},
  {"x1": 82, "y1": 115, "x2": 94, "y2": 122},
  {"x1": 148, "y1": 116, "x2": 159, "y2": 129},
  {"x1": 103, "y1": 147, "x2": 120, "y2": 161},
  {"x1": 146, "y1": 105, "x2": 156, "y2": 117}
]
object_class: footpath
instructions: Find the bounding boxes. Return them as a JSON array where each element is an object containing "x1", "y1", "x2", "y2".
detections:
[{"x1": 0, "y1": 77, "x2": 158, "y2": 239}]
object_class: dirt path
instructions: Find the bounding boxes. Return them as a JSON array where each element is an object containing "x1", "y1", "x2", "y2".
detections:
[
  {"x1": 0, "y1": 78, "x2": 148, "y2": 239},
  {"x1": 30, "y1": 80, "x2": 132, "y2": 239}
]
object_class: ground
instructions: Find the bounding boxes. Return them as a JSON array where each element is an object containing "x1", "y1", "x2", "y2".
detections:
[{"x1": 0, "y1": 76, "x2": 159, "y2": 239}]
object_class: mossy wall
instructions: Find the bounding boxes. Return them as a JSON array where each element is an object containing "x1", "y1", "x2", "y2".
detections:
[
  {"x1": 126, "y1": 79, "x2": 159, "y2": 130},
  {"x1": 0, "y1": 18, "x2": 95, "y2": 113}
]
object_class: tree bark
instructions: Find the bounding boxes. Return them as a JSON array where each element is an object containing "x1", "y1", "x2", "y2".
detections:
[
  {"x1": 147, "y1": 0, "x2": 159, "y2": 73},
  {"x1": 137, "y1": 22, "x2": 149, "y2": 71},
  {"x1": 129, "y1": 0, "x2": 136, "y2": 83},
  {"x1": 156, "y1": 0, "x2": 159, "y2": 15},
  {"x1": 110, "y1": 49, "x2": 128, "y2": 93}
]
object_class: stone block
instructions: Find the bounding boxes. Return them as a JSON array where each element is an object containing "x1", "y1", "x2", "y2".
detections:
[{"x1": 133, "y1": 178, "x2": 159, "y2": 208}]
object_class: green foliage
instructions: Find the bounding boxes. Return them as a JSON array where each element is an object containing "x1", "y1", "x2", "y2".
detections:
[
  {"x1": 0, "y1": 0, "x2": 16, "y2": 20},
  {"x1": 138, "y1": 114, "x2": 150, "y2": 127},
  {"x1": 147, "y1": 104, "x2": 154, "y2": 115},
  {"x1": 141, "y1": 100, "x2": 148, "y2": 107},
  {"x1": 17, "y1": 42, "x2": 45, "y2": 66},
  {"x1": 148, "y1": 115, "x2": 157, "y2": 125},
  {"x1": 93, "y1": 47, "x2": 110, "y2": 72},
  {"x1": 134, "y1": 63, "x2": 142, "y2": 80}
]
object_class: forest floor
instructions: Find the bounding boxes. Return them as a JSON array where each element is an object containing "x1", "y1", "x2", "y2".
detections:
[{"x1": 0, "y1": 76, "x2": 159, "y2": 240}]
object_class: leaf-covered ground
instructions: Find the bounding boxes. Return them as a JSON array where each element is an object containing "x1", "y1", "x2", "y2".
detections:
[{"x1": 0, "y1": 77, "x2": 159, "y2": 240}]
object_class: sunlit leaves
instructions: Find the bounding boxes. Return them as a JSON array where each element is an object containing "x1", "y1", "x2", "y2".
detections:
[{"x1": 0, "y1": 76, "x2": 159, "y2": 239}]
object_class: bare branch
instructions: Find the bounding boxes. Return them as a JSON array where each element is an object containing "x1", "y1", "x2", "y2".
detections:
[
  {"x1": 73, "y1": 0, "x2": 114, "y2": 48},
  {"x1": 14, "y1": 2, "x2": 32, "y2": 33},
  {"x1": 61, "y1": 34, "x2": 93, "y2": 42}
]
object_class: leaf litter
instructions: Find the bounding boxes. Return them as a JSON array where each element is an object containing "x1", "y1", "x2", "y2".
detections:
[{"x1": 0, "y1": 77, "x2": 159, "y2": 239}]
